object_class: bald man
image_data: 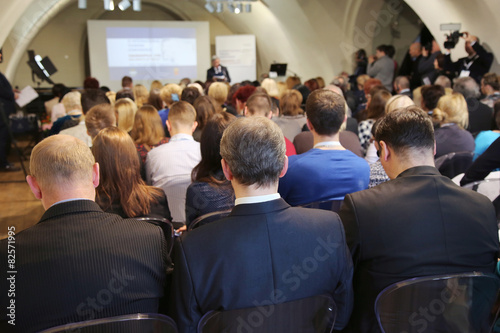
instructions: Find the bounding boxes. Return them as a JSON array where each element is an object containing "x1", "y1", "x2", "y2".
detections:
[{"x1": 0, "y1": 135, "x2": 171, "y2": 332}]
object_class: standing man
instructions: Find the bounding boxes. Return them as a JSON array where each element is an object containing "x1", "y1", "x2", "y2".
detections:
[
  {"x1": 172, "y1": 117, "x2": 353, "y2": 332},
  {"x1": 339, "y1": 106, "x2": 499, "y2": 332},
  {"x1": 206, "y1": 56, "x2": 231, "y2": 83},
  {"x1": 367, "y1": 45, "x2": 395, "y2": 90}
]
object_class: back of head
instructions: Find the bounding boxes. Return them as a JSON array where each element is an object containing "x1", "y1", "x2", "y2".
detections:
[
  {"x1": 434, "y1": 75, "x2": 452, "y2": 89},
  {"x1": 306, "y1": 89, "x2": 346, "y2": 135},
  {"x1": 150, "y1": 80, "x2": 163, "y2": 91},
  {"x1": 233, "y1": 85, "x2": 256, "y2": 105},
  {"x1": 130, "y1": 104, "x2": 163, "y2": 145},
  {"x1": 421, "y1": 85, "x2": 445, "y2": 110},
  {"x1": 81, "y1": 89, "x2": 111, "y2": 114},
  {"x1": 83, "y1": 77, "x2": 99, "y2": 89},
  {"x1": 181, "y1": 86, "x2": 201, "y2": 105},
  {"x1": 52, "y1": 83, "x2": 67, "y2": 98},
  {"x1": 61, "y1": 91, "x2": 82, "y2": 112},
  {"x1": 114, "y1": 98, "x2": 137, "y2": 133},
  {"x1": 246, "y1": 93, "x2": 272, "y2": 117},
  {"x1": 433, "y1": 93, "x2": 469, "y2": 128},
  {"x1": 187, "y1": 83, "x2": 205, "y2": 97},
  {"x1": 285, "y1": 76, "x2": 301, "y2": 89},
  {"x1": 122, "y1": 76, "x2": 133, "y2": 88},
  {"x1": 394, "y1": 76, "x2": 410, "y2": 90},
  {"x1": 208, "y1": 82, "x2": 229, "y2": 105},
  {"x1": 85, "y1": 103, "x2": 116, "y2": 139},
  {"x1": 304, "y1": 79, "x2": 320, "y2": 92},
  {"x1": 30, "y1": 135, "x2": 95, "y2": 192},
  {"x1": 279, "y1": 89, "x2": 303, "y2": 116},
  {"x1": 193, "y1": 96, "x2": 217, "y2": 130},
  {"x1": 133, "y1": 84, "x2": 149, "y2": 107},
  {"x1": 364, "y1": 78, "x2": 383, "y2": 96},
  {"x1": 160, "y1": 84, "x2": 183, "y2": 107},
  {"x1": 385, "y1": 94, "x2": 414, "y2": 114},
  {"x1": 193, "y1": 112, "x2": 236, "y2": 183},
  {"x1": 482, "y1": 72, "x2": 500, "y2": 91},
  {"x1": 116, "y1": 89, "x2": 135, "y2": 101},
  {"x1": 367, "y1": 89, "x2": 392, "y2": 119},
  {"x1": 261, "y1": 78, "x2": 279, "y2": 98},
  {"x1": 220, "y1": 117, "x2": 286, "y2": 187},
  {"x1": 316, "y1": 77, "x2": 326, "y2": 89},
  {"x1": 169, "y1": 101, "x2": 197, "y2": 129},
  {"x1": 374, "y1": 106, "x2": 435, "y2": 157},
  {"x1": 453, "y1": 77, "x2": 480, "y2": 99},
  {"x1": 147, "y1": 88, "x2": 163, "y2": 111}
]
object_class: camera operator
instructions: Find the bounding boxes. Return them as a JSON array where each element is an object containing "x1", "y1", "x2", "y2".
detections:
[{"x1": 443, "y1": 32, "x2": 493, "y2": 84}]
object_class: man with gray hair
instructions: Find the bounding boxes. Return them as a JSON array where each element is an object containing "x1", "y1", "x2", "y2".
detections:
[
  {"x1": 453, "y1": 76, "x2": 493, "y2": 133},
  {"x1": 172, "y1": 117, "x2": 353, "y2": 332},
  {"x1": 0, "y1": 135, "x2": 171, "y2": 332},
  {"x1": 206, "y1": 55, "x2": 231, "y2": 83}
]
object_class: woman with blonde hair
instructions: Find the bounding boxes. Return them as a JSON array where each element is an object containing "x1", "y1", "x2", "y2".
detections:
[
  {"x1": 133, "y1": 84, "x2": 149, "y2": 107},
  {"x1": 159, "y1": 83, "x2": 183, "y2": 129},
  {"x1": 208, "y1": 82, "x2": 229, "y2": 108},
  {"x1": 150, "y1": 80, "x2": 162, "y2": 91},
  {"x1": 92, "y1": 127, "x2": 171, "y2": 220},
  {"x1": 114, "y1": 98, "x2": 137, "y2": 133},
  {"x1": 130, "y1": 105, "x2": 170, "y2": 164},
  {"x1": 433, "y1": 93, "x2": 475, "y2": 158}
]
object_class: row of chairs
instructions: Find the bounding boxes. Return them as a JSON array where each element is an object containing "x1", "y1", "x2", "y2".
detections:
[{"x1": 39, "y1": 272, "x2": 500, "y2": 332}]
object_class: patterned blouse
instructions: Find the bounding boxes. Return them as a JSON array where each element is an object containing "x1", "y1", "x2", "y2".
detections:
[{"x1": 136, "y1": 137, "x2": 170, "y2": 164}]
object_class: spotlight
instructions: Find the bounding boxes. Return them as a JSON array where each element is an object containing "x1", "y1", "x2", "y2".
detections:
[
  {"x1": 132, "y1": 0, "x2": 141, "y2": 11},
  {"x1": 78, "y1": 0, "x2": 87, "y2": 9},
  {"x1": 103, "y1": 0, "x2": 115, "y2": 10},
  {"x1": 216, "y1": 2, "x2": 223, "y2": 13},
  {"x1": 234, "y1": 3, "x2": 242, "y2": 14},
  {"x1": 245, "y1": 3, "x2": 251, "y2": 12},
  {"x1": 205, "y1": 2, "x2": 215, "y2": 13},
  {"x1": 118, "y1": 0, "x2": 131, "y2": 11}
]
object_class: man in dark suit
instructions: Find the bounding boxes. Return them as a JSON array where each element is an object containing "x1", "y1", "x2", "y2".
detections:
[
  {"x1": 443, "y1": 32, "x2": 493, "y2": 84},
  {"x1": 0, "y1": 135, "x2": 171, "y2": 332},
  {"x1": 339, "y1": 107, "x2": 499, "y2": 332},
  {"x1": 206, "y1": 56, "x2": 231, "y2": 83},
  {"x1": 172, "y1": 117, "x2": 353, "y2": 332}
]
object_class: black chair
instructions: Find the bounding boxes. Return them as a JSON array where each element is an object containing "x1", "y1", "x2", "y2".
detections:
[
  {"x1": 375, "y1": 272, "x2": 500, "y2": 333},
  {"x1": 197, "y1": 294, "x2": 337, "y2": 333},
  {"x1": 435, "y1": 151, "x2": 474, "y2": 179},
  {"x1": 299, "y1": 200, "x2": 344, "y2": 213},
  {"x1": 39, "y1": 313, "x2": 178, "y2": 333},
  {"x1": 135, "y1": 217, "x2": 174, "y2": 255},
  {"x1": 187, "y1": 209, "x2": 232, "y2": 231}
]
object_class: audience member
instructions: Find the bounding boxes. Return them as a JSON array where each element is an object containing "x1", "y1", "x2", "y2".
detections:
[
  {"x1": 480, "y1": 72, "x2": 500, "y2": 108},
  {"x1": 121, "y1": 75, "x2": 133, "y2": 89},
  {"x1": 83, "y1": 76, "x2": 99, "y2": 89},
  {"x1": 367, "y1": 45, "x2": 395, "y2": 90},
  {"x1": 443, "y1": 32, "x2": 493, "y2": 84},
  {"x1": 207, "y1": 82, "x2": 228, "y2": 109},
  {"x1": 150, "y1": 79, "x2": 162, "y2": 91},
  {"x1": 45, "y1": 83, "x2": 67, "y2": 118},
  {"x1": 434, "y1": 74, "x2": 452, "y2": 88},
  {"x1": 58, "y1": 91, "x2": 94, "y2": 146},
  {"x1": 392, "y1": 76, "x2": 411, "y2": 98},
  {"x1": 0, "y1": 69, "x2": 19, "y2": 171},
  {"x1": 421, "y1": 84, "x2": 445, "y2": 123},
  {"x1": 130, "y1": 105, "x2": 170, "y2": 164},
  {"x1": 146, "y1": 101, "x2": 201, "y2": 223},
  {"x1": 115, "y1": 88, "x2": 135, "y2": 101},
  {"x1": 285, "y1": 75, "x2": 301, "y2": 89},
  {"x1": 273, "y1": 89, "x2": 306, "y2": 141},
  {"x1": 0, "y1": 135, "x2": 171, "y2": 332},
  {"x1": 232, "y1": 85, "x2": 256, "y2": 115},
  {"x1": 316, "y1": 76, "x2": 326, "y2": 89},
  {"x1": 114, "y1": 97, "x2": 137, "y2": 133},
  {"x1": 192, "y1": 96, "x2": 217, "y2": 141},
  {"x1": 473, "y1": 101, "x2": 500, "y2": 160},
  {"x1": 453, "y1": 76, "x2": 493, "y2": 133},
  {"x1": 461, "y1": 136, "x2": 500, "y2": 187},
  {"x1": 133, "y1": 84, "x2": 149, "y2": 107},
  {"x1": 279, "y1": 90, "x2": 369, "y2": 205},
  {"x1": 358, "y1": 89, "x2": 391, "y2": 153},
  {"x1": 180, "y1": 86, "x2": 201, "y2": 106},
  {"x1": 92, "y1": 127, "x2": 171, "y2": 220},
  {"x1": 147, "y1": 88, "x2": 163, "y2": 111},
  {"x1": 398, "y1": 42, "x2": 422, "y2": 89},
  {"x1": 84, "y1": 103, "x2": 116, "y2": 140},
  {"x1": 417, "y1": 40, "x2": 442, "y2": 85},
  {"x1": 185, "y1": 112, "x2": 236, "y2": 227},
  {"x1": 172, "y1": 116, "x2": 354, "y2": 332},
  {"x1": 339, "y1": 106, "x2": 499, "y2": 332}
]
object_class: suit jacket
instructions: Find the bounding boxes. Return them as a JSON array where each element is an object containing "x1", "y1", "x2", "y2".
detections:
[
  {"x1": 339, "y1": 166, "x2": 499, "y2": 333},
  {"x1": 206, "y1": 65, "x2": 231, "y2": 82},
  {"x1": 172, "y1": 198, "x2": 354, "y2": 333},
  {"x1": 0, "y1": 200, "x2": 171, "y2": 332},
  {"x1": 466, "y1": 97, "x2": 493, "y2": 134},
  {"x1": 367, "y1": 55, "x2": 395, "y2": 90},
  {"x1": 444, "y1": 42, "x2": 493, "y2": 84}
]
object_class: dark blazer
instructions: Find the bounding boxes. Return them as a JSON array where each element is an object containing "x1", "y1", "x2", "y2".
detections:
[
  {"x1": 172, "y1": 198, "x2": 354, "y2": 333},
  {"x1": 206, "y1": 65, "x2": 231, "y2": 83},
  {"x1": 0, "y1": 200, "x2": 171, "y2": 333},
  {"x1": 466, "y1": 97, "x2": 493, "y2": 134},
  {"x1": 444, "y1": 42, "x2": 493, "y2": 84},
  {"x1": 339, "y1": 166, "x2": 499, "y2": 333}
]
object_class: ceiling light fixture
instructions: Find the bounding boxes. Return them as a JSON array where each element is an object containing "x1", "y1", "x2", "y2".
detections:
[
  {"x1": 118, "y1": 0, "x2": 131, "y2": 11},
  {"x1": 205, "y1": 2, "x2": 215, "y2": 13}
]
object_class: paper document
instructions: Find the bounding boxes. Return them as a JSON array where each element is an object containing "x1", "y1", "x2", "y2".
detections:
[{"x1": 16, "y1": 86, "x2": 39, "y2": 108}]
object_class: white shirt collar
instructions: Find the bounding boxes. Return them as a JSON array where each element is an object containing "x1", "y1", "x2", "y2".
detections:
[
  {"x1": 51, "y1": 198, "x2": 92, "y2": 208},
  {"x1": 169, "y1": 133, "x2": 194, "y2": 142},
  {"x1": 235, "y1": 193, "x2": 280, "y2": 206}
]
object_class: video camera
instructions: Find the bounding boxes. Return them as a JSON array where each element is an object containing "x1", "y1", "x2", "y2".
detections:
[{"x1": 444, "y1": 31, "x2": 465, "y2": 49}]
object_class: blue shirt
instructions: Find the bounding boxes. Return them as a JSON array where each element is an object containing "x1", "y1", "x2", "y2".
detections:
[
  {"x1": 474, "y1": 130, "x2": 500, "y2": 160},
  {"x1": 278, "y1": 148, "x2": 370, "y2": 206}
]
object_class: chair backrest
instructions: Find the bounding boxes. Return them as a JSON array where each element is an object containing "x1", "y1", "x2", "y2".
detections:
[
  {"x1": 187, "y1": 209, "x2": 232, "y2": 231},
  {"x1": 435, "y1": 151, "x2": 474, "y2": 179},
  {"x1": 134, "y1": 217, "x2": 174, "y2": 254},
  {"x1": 462, "y1": 178, "x2": 500, "y2": 202},
  {"x1": 299, "y1": 200, "x2": 344, "y2": 213},
  {"x1": 375, "y1": 272, "x2": 500, "y2": 333},
  {"x1": 197, "y1": 294, "x2": 337, "y2": 333},
  {"x1": 39, "y1": 313, "x2": 178, "y2": 333}
]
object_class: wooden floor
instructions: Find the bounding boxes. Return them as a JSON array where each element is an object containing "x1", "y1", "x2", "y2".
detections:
[{"x1": 0, "y1": 139, "x2": 44, "y2": 240}]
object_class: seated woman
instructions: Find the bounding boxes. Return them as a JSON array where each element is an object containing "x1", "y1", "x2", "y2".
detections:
[
  {"x1": 433, "y1": 93, "x2": 475, "y2": 158},
  {"x1": 273, "y1": 89, "x2": 306, "y2": 141},
  {"x1": 114, "y1": 97, "x2": 137, "y2": 134},
  {"x1": 473, "y1": 101, "x2": 500, "y2": 160},
  {"x1": 358, "y1": 88, "x2": 391, "y2": 154},
  {"x1": 92, "y1": 127, "x2": 171, "y2": 220},
  {"x1": 192, "y1": 96, "x2": 218, "y2": 141},
  {"x1": 185, "y1": 112, "x2": 236, "y2": 228},
  {"x1": 130, "y1": 105, "x2": 170, "y2": 164}
]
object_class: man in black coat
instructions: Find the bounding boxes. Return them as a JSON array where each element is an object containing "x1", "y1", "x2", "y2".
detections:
[
  {"x1": 172, "y1": 117, "x2": 354, "y2": 333},
  {"x1": 0, "y1": 65, "x2": 20, "y2": 172},
  {"x1": 206, "y1": 56, "x2": 231, "y2": 83},
  {"x1": 339, "y1": 106, "x2": 499, "y2": 333}
]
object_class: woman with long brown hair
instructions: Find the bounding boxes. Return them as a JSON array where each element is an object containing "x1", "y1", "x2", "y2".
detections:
[
  {"x1": 130, "y1": 105, "x2": 170, "y2": 164},
  {"x1": 92, "y1": 127, "x2": 171, "y2": 220},
  {"x1": 185, "y1": 112, "x2": 236, "y2": 227}
]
